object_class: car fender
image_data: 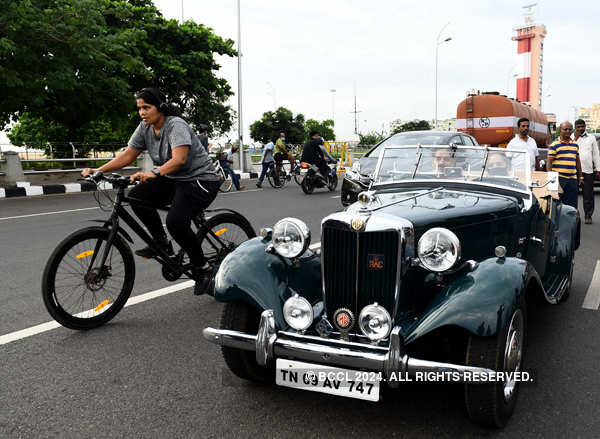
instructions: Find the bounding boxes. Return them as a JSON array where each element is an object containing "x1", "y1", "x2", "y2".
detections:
[
  {"x1": 556, "y1": 202, "x2": 579, "y2": 252},
  {"x1": 402, "y1": 257, "x2": 539, "y2": 343},
  {"x1": 214, "y1": 237, "x2": 322, "y2": 329}
]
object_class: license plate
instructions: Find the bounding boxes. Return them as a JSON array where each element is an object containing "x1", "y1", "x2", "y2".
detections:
[{"x1": 275, "y1": 359, "x2": 380, "y2": 402}]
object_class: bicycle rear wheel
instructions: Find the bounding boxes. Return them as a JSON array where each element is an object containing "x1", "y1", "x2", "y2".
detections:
[{"x1": 41, "y1": 227, "x2": 135, "y2": 330}]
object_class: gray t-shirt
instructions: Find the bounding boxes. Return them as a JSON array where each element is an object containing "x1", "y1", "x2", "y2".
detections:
[{"x1": 128, "y1": 116, "x2": 218, "y2": 181}]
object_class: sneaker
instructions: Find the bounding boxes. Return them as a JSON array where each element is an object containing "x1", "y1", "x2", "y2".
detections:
[
  {"x1": 256, "y1": 181, "x2": 262, "y2": 188},
  {"x1": 585, "y1": 216, "x2": 592, "y2": 224},
  {"x1": 135, "y1": 239, "x2": 174, "y2": 258},
  {"x1": 193, "y1": 263, "x2": 213, "y2": 295},
  {"x1": 238, "y1": 185, "x2": 246, "y2": 191}
]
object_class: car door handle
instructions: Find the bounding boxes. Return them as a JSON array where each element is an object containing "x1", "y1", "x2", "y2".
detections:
[{"x1": 530, "y1": 237, "x2": 543, "y2": 244}]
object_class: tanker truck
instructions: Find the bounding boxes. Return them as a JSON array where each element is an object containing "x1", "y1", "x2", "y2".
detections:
[{"x1": 456, "y1": 91, "x2": 549, "y2": 147}]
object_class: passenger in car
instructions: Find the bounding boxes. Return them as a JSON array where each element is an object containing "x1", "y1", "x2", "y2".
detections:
[{"x1": 486, "y1": 152, "x2": 511, "y2": 176}]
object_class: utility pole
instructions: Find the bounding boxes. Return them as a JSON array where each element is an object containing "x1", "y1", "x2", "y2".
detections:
[
  {"x1": 181, "y1": 0, "x2": 184, "y2": 22},
  {"x1": 237, "y1": 0, "x2": 244, "y2": 172},
  {"x1": 350, "y1": 88, "x2": 362, "y2": 134}
]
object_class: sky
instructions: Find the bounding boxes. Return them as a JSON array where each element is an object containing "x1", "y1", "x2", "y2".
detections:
[
  {"x1": 151, "y1": 0, "x2": 599, "y2": 142},
  {"x1": 1, "y1": 0, "x2": 597, "y2": 146}
]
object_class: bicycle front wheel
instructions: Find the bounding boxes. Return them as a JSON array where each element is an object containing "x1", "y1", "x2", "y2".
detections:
[
  {"x1": 218, "y1": 168, "x2": 233, "y2": 192},
  {"x1": 293, "y1": 167, "x2": 305, "y2": 185},
  {"x1": 41, "y1": 227, "x2": 135, "y2": 330},
  {"x1": 268, "y1": 168, "x2": 286, "y2": 188},
  {"x1": 196, "y1": 213, "x2": 256, "y2": 294}
]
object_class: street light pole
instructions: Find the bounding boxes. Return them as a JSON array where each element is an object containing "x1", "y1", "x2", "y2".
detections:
[
  {"x1": 435, "y1": 23, "x2": 452, "y2": 130},
  {"x1": 237, "y1": 0, "x2": 244, "y2": 172},
  {"x1": 330, "y1": 89, "x2": 336, "y2": 122}
]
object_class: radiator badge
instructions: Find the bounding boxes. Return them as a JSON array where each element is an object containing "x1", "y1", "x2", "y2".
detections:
[
  {"x1": 368, "y1": 254, "x2": 385, "y2": 270},
  {"x1": 351, "y1": 218, "x2": 364, "y2": 231},
  {"x1": 333, "y1": 308, "x2": 355, "y2": 332}
]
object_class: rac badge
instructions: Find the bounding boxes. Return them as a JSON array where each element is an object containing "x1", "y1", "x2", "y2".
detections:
[
  {"x1": 368, "y1": 254, "x2": 385, "y2": 270},
  {"x1": 333, "y1": 308, "x2": 355, "y2": 332},
  {"x1": 351, "y1": 218, "x2": 364, "y2": 231}
]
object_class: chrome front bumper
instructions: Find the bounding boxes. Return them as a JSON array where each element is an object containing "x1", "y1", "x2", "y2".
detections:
[{"x1": 203, "y1": 310, "x2": 495, "y2": 386}]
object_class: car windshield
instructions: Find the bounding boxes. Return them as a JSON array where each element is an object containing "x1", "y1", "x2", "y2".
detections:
[
  {"x1": 372, "y1": 145, "x2": 531, "y2": 193},
  {"x1": 368, "y1": 133, "x2": 454, "y2": 157}
]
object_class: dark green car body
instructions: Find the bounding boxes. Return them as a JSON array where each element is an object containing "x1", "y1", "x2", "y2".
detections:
[{"x1": 214, "y1": 180, "x2": 579, "y2": 344}]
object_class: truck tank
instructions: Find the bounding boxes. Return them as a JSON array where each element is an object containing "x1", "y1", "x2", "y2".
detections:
[{"x1": 456, "y1": 92, "x2": 548, "y2": 147}]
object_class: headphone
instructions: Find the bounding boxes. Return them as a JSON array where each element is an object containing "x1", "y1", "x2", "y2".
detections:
[{"x1": 141, "y1": 88, "x2": 169, "y2": 113}]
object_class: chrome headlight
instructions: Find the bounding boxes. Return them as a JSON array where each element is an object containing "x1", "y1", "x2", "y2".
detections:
[
  {"x1": 272, "y1": 218, "x2": 310, "y2": 258},
  {"x1": 358, "y1": 303, "x2": 392, "y2": 341},
  {"x1": 283, "y1": 294, "x2": 313, "y2": 331},
  {"x1": 417, "y1": 227, "x2": 461, "y2": 272}
]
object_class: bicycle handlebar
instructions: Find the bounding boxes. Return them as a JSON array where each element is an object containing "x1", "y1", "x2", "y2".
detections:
[{"x1": 78, "y1": 171, "x2": 133, "y2": 187}]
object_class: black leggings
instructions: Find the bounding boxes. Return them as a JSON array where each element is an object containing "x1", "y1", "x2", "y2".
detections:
[{"x1": 128, "y1": 177, "x2": 220, "y2": 266}]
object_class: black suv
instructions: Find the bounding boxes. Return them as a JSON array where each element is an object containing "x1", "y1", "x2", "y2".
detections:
[{"x1": 341, "y1": 130, "x2": 479, "y2": 205}]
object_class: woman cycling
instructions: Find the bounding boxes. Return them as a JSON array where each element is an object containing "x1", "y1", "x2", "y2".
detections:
[{"x1": 81, "y1": 88, "x2": 219, "y2": 295}]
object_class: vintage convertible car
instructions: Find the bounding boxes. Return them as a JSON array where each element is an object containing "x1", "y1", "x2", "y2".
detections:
[{"x1": 203, "y1": 145, "x2": 579, "y2": 428}]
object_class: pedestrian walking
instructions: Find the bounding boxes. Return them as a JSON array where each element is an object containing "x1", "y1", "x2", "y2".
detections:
[
  {"x1": 547, "y1": 121, "x2": 582, "y2": 210},
  {"x1": 507, "y1": 117, "x2": 539, "y2": 170},
  {"x1": 219, "y1": 144, "x2": 245, "y2": 191},
  {"x1": 573, "y1": 119, "x2": 600, "y2": 223},
  {"x1": 256, "y1": 140, "x2": 275, "y2": 188},
  {"x1": 198, "y1": 124, "x2": 210, "y2": 152}
]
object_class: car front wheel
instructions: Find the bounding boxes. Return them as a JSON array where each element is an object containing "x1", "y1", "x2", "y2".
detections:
[
  {"x1": 464, "y1": 298, "x2": 526, "y2": 428},
  {"x1": 220, "y1": 301, "x2": 273, "y2": 383}
]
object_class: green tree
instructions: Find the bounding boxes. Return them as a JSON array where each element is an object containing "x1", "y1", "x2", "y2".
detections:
[
  {"x1": 358, "y1": 130, "x2": 386, "y2": 145},
  {"x1": 304, "y1": 119, "x2": 335, "y2": 141},
  {"x1": 391, "y1": 120, "x2": 431, "y2": 134},
  {"x1": 249, "y1": 107, "x2": 306, "y2": 144},
  {"x1": 1, "y1": 0, "x2": 236, "y2": 156}
]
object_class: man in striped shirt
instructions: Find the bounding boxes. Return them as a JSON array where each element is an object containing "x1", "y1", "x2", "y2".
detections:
[{"x1": 546, "y1": 121, "x2": 582, "y2": 210}]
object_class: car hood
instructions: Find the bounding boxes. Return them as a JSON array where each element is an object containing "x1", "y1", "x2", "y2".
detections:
[{"x1": 348, "y1": 189, "x2": 520, "y2": 231}]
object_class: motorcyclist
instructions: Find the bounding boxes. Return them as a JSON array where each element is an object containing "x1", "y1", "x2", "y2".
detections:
[{"x1": 301, "y1": 130, "x2": 331, "y2": 181}]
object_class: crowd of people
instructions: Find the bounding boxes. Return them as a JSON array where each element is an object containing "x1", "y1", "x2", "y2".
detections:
[{"x1": 506, "y1": 117, "x2": 599, "y2": 223}]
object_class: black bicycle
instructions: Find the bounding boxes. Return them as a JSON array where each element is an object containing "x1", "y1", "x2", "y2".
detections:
[
  {"x1": 41, "y1": 172, "x2": 255, "y2": 330},
  {"x1": 264, "y1": 162, "x2": 288, "y2": 188}
]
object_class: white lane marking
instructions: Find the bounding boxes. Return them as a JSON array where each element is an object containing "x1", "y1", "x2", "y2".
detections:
[
  {"x1": 219, "y1": 188, "x2": 262, "y2": 194},
  {"x1": 0, "y1": 280, "x2": 194, "y2": 345},
  {"x1": 0, "y1": 207, "x2": 100, "y2": 221},
  {"x1": 582, "y1": 260, "x2": 600, "y2": 310},
  {"x1": 0, "y1": 241, "x2": 322, "y2": 345}
]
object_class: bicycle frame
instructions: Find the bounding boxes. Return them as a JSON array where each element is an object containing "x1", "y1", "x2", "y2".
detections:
[{"x1": 86, "y1": 179, "x2": 233, "y2": 280}]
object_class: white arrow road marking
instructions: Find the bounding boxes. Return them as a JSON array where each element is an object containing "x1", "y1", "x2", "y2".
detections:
[
  {"x1": 582, "y1": 260, "x2": 600, "y2": 310},
  {"x1": 0, "y1": 241, "x2": 322, "y2": 345}
]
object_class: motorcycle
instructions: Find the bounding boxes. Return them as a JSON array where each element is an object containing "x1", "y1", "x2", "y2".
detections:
[{"x1": 300, "y1": 160, "x2": 338, "y2": 194}]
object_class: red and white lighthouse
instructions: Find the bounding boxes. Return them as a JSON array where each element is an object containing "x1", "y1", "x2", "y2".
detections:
[{"x1": 512, "y1": 5, "x2": 546, "y2": 109}]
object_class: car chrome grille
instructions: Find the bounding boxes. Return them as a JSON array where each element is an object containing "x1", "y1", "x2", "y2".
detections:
[{"x1": 322, "y1": 226, "x2": 399, "y2": 325}]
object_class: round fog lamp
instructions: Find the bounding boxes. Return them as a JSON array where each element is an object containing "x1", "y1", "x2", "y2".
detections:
[
  {"x1": 358, "y1": 303, "x2": 392, "y2": 341},
  {"x1": 272, "y1": 218, "x2": 310, "y2": 258},
  {"x1": 283, "y1": 294, "x2": 313, "y2": 331},
  {"x1": 417, "y1": 227, "x2": 460, "y2": 272}
]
